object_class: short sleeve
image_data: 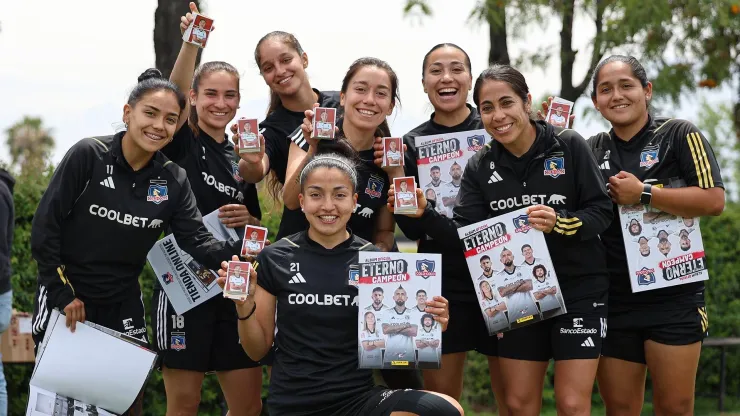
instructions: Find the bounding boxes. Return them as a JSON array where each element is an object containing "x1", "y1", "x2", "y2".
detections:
[
  {"x1": 255, "y1": 250, "x2": 279, "y2": 296},
  {"x1": 674, "y1": 121, "x2": 724, "y2": 189}
]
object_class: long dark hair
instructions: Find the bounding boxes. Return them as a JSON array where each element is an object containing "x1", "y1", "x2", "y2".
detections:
[
  {"x1": 473, "y1": 64, "x2": 533, "y2": 122},
  {"x1": 188, "y1": 61, "x2": 240, "y2": 136},
  {"x1": 591, "y1": 55, "x2": 650, "y2": 110},
  {"x1": 129, "y1": 68, "x2": 186, "y2": 111},
  {"x1": 337, "y1": 57, "x2": 400, "y2": 139},
  {"x1": 422, "y1": 43, "x2": 472, "y2": 77},
  {"x1": 254, "y1": 31, "x2": 306, "y2": 116}
]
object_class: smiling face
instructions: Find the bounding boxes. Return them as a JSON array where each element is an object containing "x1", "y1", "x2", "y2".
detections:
[
  {"x1": 399, "y1": 181, "x2": 409, "y2": 192},
  {"x1": 480, "y1": 281, "x2": 492, "y2": 298},
  {"x1": 389, "y1": 140, "x2": 397, "y2": 151},
  {"x1": 191, "y1": 71, "x2": 239, "y2": 132},
  {"x1": 522, "y1": 246, "x2": 534, "y2": 262},
  {"x1": 257, "y1": 38, "x2": 309, "y2": 100},
  {"x1": 298, "y1": 166, "x2": 357, "y2": 241},
  {"x1": 478, "y1": 80, "x2": 532, "y2": 147},
  {"x1": 365, "y1": 312, "x2": 375, "y2": 330},
  {"x1": 340, "y1": 65, "x2": 395, "y2": 135},
  {"x1": 250, "y1": 230, "x2": 259, "y2": 241},
  {"x1": 422, "y1": 46, "x2": 472, "y2": 115},
  {"x1": 123, "y1": 90, "x2": 180, "y2": 153},
  {"x1": 592, "y1": 61, "x2": 652, "y2": 129},
  {"x1": 416, "y1": 291, "x2": 427, "y2": 308}
]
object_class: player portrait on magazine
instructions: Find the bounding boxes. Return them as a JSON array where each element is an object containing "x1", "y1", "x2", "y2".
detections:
[
  {"x1": 224, "y1": 261, "x2": 250, "y2": 300},
  {"x1": 415, "y1": 313, "x2": 441, "y2": 368},
  {"x1": 479, "y1": 279, "x2": 510, "y2": 333},
  {"x1": 359, "y1": 311, "x2": 385, "y2": 368},
  {"x1": 241, "y1": 225, "x2": 268, "y2": 257},
  {"x1": 383, "y1": 137, "x2": 403, "y2": 167},
  {"x1": 393, "y1": 177, "x2": 418, "y2": 213},
  {"x1": 186, "y1": 14, "x2": 213, "y2": 47},
  {"x1": 238, "y1": 118, "x2": 259, "y2": 153},
  {"x1": 312, "y1": 107, "x2": 336, "y2": 139}
]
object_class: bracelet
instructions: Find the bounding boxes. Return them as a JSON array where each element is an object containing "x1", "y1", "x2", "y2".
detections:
[{"x1": 237, "y1": 302, "x2": 257, "y2": 321}]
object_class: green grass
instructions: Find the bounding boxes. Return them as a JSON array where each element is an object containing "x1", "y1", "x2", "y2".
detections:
[{"x1": 460, "y1": 395, "x2": 740, "y2": 415}]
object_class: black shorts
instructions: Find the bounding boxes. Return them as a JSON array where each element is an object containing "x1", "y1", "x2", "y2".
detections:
[
  {"x1": 359, "y1": 387, "x2": 460, "y2": 416},
  {"x1": 498, "y1": 294, "x2": 607, "y2": 361},
  {"x1": 442, "y1": 299, "x2": 498, "y2": 356},
  {"x1": 601, "y1": 304, "x2": 708, "y2": 364},
  {"x1": 31, "y1": 284, "x2": 148, "y2": 350},
  {"x1": 151, "y1": 288, "x2": 270, "y2": 372}
]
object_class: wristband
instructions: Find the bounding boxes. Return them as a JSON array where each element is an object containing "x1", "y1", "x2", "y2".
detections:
[
  {"x1": 237, "y1": 302, "x2": 257, "y2": 321},
  {"x1": 640, "y1": 183, "x2": 653, "y2": 205}
]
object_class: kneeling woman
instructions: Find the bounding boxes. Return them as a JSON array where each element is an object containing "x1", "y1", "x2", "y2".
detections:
[
  {"x1": 390, "y1": 64, "x2": 613, "y2": 416},
  {"x1": 218, "y1": 145, "x2": 464, "y2": 416}
]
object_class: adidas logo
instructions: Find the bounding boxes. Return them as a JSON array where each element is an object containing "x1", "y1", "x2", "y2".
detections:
[
  {"x1": 599, "y1": 161, "x2": 610, "y2": 170},
  {"x1": 581, "y1": 337, "x2": 595, "y2": 347},
  {"x1": 100, "y1": 176, "x2": 115, "y2": 189},
  {"x1": 488, "y1": 171, "x2": 503, "y2": 184},
  {"x1": 288, "y1": 273, "x2": 307, "y2": 284}
]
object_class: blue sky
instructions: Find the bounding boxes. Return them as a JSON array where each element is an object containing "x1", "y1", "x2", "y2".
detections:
[{"x1": 0, "y1": 0, "x2": 734, "y2": 165}]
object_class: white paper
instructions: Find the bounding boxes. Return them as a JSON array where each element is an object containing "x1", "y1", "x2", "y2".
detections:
[
  {"x1": 415, "y1": 129, "x2": 490, "y2": 218},
  {"x1": 147, "y1": 209, "x2": 236, "y2": 315},
  {"x1": 618, "y1": 182, "x2": 708, "y2": 293},
  {"x1": 357, "y1": 252, "x2": 442, "y2": 370},
  {"x1": 28, "y1": 310, "x2": 155, "y2": 415},
  {"x1": 18, "y1": 316, "x2": 33, "y2": 334},
  {"x1": 27, "y1": 385, "x2": 116, "y2": 416},
  {"x1": 458, "y1": 207, "x2": 566, "y2": 334}
]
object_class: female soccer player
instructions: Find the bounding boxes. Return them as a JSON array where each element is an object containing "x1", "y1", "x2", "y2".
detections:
[
  {"x1": 283, "y1": 57, "x2": 399, "y2": 251},
  {"x1": 586, "y1": 55, "x2": 724, "y2": 416},
  {"x1": 233, "y1": 30, "x2": 340, "y2": 240},
  {"x1": 360, "y1": 311, "x2": 385, "y2": 368},
  {"x1": 150, "y1": 4, "x2": 263, "y2": 415},
  {"x1": 390, "y1": 64, "x2": 613, "y2": 416},
  {"x1": 217, "y1": 148, "x2": 463, "y2": 416},
  {"x1": 386, "y1": 139, "x2": 402, "y2": 166},
  {"x1": 374, "y1": 43, "x2": 508, "y2": 410},
  {"x1": 30, "y1": 68, "x2": 239, "y2": 416}
]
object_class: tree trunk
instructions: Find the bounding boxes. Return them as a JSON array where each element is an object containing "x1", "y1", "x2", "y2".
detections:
[
  {"x1": 154, "y1": 0, "x2": 202, "y2": 79},
  {"x1": 487, "y1": 3, "x2": 510, "y2": 65},
  {"x1": 735, "y1": 80, "x2": 740, "y2": 142},
  {"x1": 560, "y1": 0, "x2": 605, "y2": 102}
]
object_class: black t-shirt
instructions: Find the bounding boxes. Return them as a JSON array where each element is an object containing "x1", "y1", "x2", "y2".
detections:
[
  {"x1": 259, "y1": 89, "x2": 341, "y2": 238},
  {"x1": 277, "y1": 140, "x2": 392, "y2": 243},
  {"x1": 162, "y1": 125, "x2": 262, "y2": 229},
  {"x1": 588, "y1": 116, "x2": 724, "y2": 311},
  {"x1": 256, "y1": 231, "x2": 378, "y2": 416},
  {"x1": 397, "y1": 104, "x2": 485, "y2": 302}
]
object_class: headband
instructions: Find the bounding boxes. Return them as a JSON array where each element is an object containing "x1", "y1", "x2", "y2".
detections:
[{"x1": 299, "y1": 155, "x2": 357, "y2": 185}]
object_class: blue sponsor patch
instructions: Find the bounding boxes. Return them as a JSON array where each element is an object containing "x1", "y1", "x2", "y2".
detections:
[{"x1": 543, "y1": 157, "x2": 566, "y2": 178}]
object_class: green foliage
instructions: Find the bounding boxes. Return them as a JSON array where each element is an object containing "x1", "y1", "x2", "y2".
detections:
[{"x1": 4, "y1": 117, "x2": 54, "y2": 171}]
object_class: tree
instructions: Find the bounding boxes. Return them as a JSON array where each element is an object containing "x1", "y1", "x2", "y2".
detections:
[
  {"x1": 154, "y1": 0, "x2": 203, "y2": 79},
  {"x1": 5, "y1": 116, "x2": 54, "y2": 171},
  {"x1": 402, "y1": 0, "x2": 725, "y2": 105}
]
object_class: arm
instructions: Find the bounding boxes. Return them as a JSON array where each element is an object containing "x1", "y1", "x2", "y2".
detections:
[
  {"x1": 400, "y1": 325, "x2": 418, "y2": 337},
  {"x1": 170, "y1": 177, "x2": 239, "y2": 270},
  {"x1": 236, "y1": 284, "x2": 276, "y2": 361},
  {"x1": 550, "y1": 134, "x2": 613, "y2": 239},
  {"x1": 0, "y1": 184, "x2": 13, "y2": 285},
  {"x1": 282, "y1": 141, "x2": 314, "y2": 210},
  {"x1": 169, "y1": 41, "x2": 198, "y2": 132},
  {"x1": 382, "y1": 323, "x2": 410, "y2": 334},
  {"x1": 415, "y1": 339, "x2": 428, "y2": 348},
  {"x1": 649, "y1": 187, "x2": 724, "y2": 217},
  {"x1": 516, "y1": 279, "x2": 533, "y2": 293},
  {"x1": 238, "y1": 155, "x2": 270, "y2": 184},
  {"x1": 372, "y1": 205, "x2": 395, "y2": 252},
  {"x1": 31, "y1": 140, "x2": 95, "y2": 310}
]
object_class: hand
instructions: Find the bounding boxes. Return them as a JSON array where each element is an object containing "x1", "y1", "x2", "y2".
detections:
[
  {"x1": 387, "y1": 186, "x2": 427, "y2": 218},
  {"x1": 372, "y1": 137, "x2": 407, "y2": 177},
  {"x1": 230, "y1": 123, "x2": 266, "y2": 165},
  {"x1": 217, "y1": 255, "x2": 257, "y2": 307},
  {"x1": 179, "y1": 2, "x2": 215, "y2": 35},
  {"x1": 218, "y1": 204, "x2": 259, "y2": 229},
  {"x1": 536, "y1": 96, "x2": 576, "y2": 126},
  {"x1": 607, "y1": 171, "x2": 643, "y2": 205},
  {"x1": 63, "y1": 298, "x2": 86, "y2": 332},
  {"x1": 527, "y1": 204, "x2": 557, "y2": 233},
  {"x1": 425, "y1": 295, "x2": 450, "y2": 332}
]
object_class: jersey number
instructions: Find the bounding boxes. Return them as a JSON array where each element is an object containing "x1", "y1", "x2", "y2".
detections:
[
  {"x1": 171, "y1": 315, "x2": 185, "y2": 329},
  {"x1": 106, "y1": 164, "x2": 113, "y2": 175},
  {"x1": 290, "y1": 263, "x2": 300, "y2": 272}
]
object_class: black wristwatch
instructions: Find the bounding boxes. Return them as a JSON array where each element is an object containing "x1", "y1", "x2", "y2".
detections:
[{"x1": 640, "y1": 184, "x2": 653, "y2": 205}]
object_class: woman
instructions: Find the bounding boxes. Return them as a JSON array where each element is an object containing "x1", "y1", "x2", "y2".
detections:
[
  {"x1": 234, "y1": 30, "x2": 340, "y2": 240},
  {"x1": 374, "y1": 43, "x2": 507, "y2": 410},
  {"x1": 586, "y1": 55, "x2": 724, "y2": 416},
  {"x1": 148, "y1": 5, "x2": 264, "y2": 416},
  {"x1": 282, "y1": 57, "x2": 398, "y2": 252},
  {"x1": 390, "y1": 64, "x2": 613, "y2": 416},
  {"x1": 217, "y1": 149, "x2": 463, "y2": 416},
  {"x1": 30, "y1": 68, "x2": 238, "y2": 416},
  {"x1": 360, "y1": 311, "x2": 385, "y2": 368}
]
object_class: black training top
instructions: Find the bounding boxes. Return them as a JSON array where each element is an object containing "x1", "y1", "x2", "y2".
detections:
[
  {"x1": 31, "y1": 133, "x2": 238, "y2": 309},
  {"x1": 588, "y1": 116, "x2": 724, "y2": 311},
  {"x1": 161, "y1": 125, "x2": 262, "y2": 234},
  {"x1": 403, "y1": 121, "x2": 613, "y2": 304},
  {"x1": 256, "y1": 231, "x2": 378, "y2": 416},
  {"x1": 396, "y1": 104, "x2": 484, "y2": 302},
  {"x1": 259, "y1": 89, "x2": 341, "y2": 239}
]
